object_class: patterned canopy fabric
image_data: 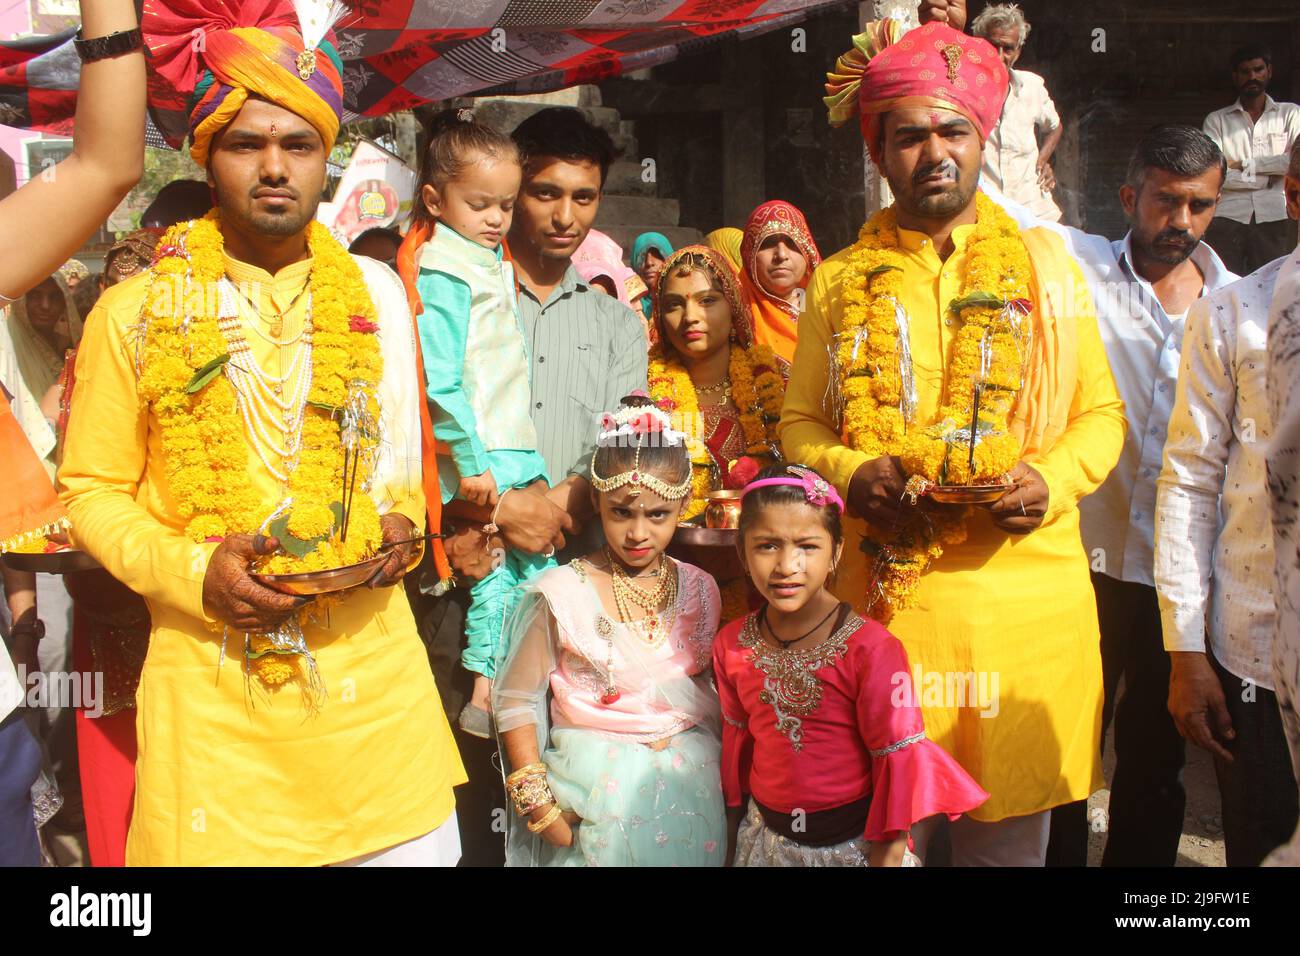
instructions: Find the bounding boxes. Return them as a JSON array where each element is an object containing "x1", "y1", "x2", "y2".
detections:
[{"x1": 1, "y1": 1, "x2": 851, "y2": 143}]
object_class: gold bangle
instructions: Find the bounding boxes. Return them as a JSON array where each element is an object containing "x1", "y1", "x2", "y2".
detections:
[
  {"x1": 508, "y1": 773, "x2": 555, "y2": 817},
  {"x1": 527, "y1": 804, "x2": 563, "y2": 834},
  {"x1": 506, "y1": 762, "x2": 546, "y2": 787}
]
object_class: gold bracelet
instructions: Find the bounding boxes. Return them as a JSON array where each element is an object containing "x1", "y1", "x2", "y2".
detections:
[
  {"x1": 526, "y1": 804, "x2": 563, "y2": 834},
  {"x1": 508, "y1": 773, "x2": 555, "y2": 817},
  {"x1": 506, "y1": 762, "x2": 546, "y2": 787}
]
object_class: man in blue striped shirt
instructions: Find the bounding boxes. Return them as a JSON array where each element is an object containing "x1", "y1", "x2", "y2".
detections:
[{"x1": 417, "y1": 107, "x2": 648, "y2": 865}]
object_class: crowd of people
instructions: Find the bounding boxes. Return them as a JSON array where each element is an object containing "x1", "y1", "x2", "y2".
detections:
[{"x1": 1, "y1": 0, "x2": 1299, "y2": 869}]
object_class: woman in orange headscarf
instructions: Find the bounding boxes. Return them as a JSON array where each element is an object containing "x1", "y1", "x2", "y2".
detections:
[{"x1": 738, "y1": 200, "x2": 822, "y2": 369}]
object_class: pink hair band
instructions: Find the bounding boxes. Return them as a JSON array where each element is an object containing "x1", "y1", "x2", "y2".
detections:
[{"x1": 739, "y1": 474, "x2": 845, "y2": 513}]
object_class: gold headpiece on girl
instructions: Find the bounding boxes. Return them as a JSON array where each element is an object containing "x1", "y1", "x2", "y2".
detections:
[{"x1": 589, "y1": 403, "x2": 692, "y2": 501}]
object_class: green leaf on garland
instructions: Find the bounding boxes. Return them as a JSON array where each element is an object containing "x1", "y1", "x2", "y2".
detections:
[
  {"x1": 308, "y1": 400, "x2": 343, "y2": 417},
  {"x1": 265, "y1": 511, "x2": 334, "y2": 560},
  {"x1": 185, "y1": 353, "x2": 230, "y2": 394},
  {"x1": 866, "y1": 264, "x2": 902, "y2": 280},
  {"x1": 947, "y1": 291, "x2": 1003, "y2": 313}
]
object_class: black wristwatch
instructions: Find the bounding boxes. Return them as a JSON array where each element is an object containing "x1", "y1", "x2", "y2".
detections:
[
  {"x1": 73, "y1": 27, "x2": 143, "y2": 64},
  {"x1": 10, "y1": 619, "x2": 45, "y2": 643}
]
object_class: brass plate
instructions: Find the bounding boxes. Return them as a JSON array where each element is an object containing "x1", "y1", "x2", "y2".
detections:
[
  {"x1": 253, "y1": 553, "x2": 389, "y2": 596},
  {"x1": 927, "y1": 482, "x2": 1016, "y2": 506}
]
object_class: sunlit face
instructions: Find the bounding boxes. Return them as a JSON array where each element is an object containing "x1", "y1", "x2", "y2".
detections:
[
  {"x1": 659, "y1": 267, "x2": 733, "y2": 364},
  {"x1": 754, "y1": 234, "x2": 808, "y2": 298},
  {"x1": 511, "y1": 156, "x2": 602, "y2": 261},
  {"x1": 1121, "y1": 165, "x2": 1222, "y2": 266},
  {"x1": 1232, "y1": 57, "x2": 1271, "y2": 98},
  {"x1": 207, "y1": 98, "x2": 327, "y2": 243},
  {"x1": 879, "y1": 107, "x2": 983, "y2": 221},
  {"x1": 740, "y1": 501, "x2": 842, "y2": 615},
  {"x1": 596, "y1": 484, "x2": 686, "y2": 571},
  {"x1": 640, "y1": 247, "x2": 667, "y2": 289},
  {"x1": 984, "y1": 25, "x2": 1023, "y2": 71},
  {"x1": 422, "y1": 151, "x2": 521, "y2": 249},
  {"x1": 24, "y1": 277, "x2": 66, "y2": 337}
]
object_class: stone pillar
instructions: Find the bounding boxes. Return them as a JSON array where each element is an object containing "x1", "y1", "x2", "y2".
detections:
[{"x1": 722, "y1": 43, "x2": 766, "y2": 227}]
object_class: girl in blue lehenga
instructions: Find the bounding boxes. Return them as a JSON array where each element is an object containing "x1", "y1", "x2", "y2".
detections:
[{"x1": 493, "y1": 397, "x2": 724, "y2": 866}]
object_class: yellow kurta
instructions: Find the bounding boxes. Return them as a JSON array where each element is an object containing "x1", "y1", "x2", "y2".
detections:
[
  {"x1": 59, "y1": 253, "x2": 466, "y2": 865},
  {"x1": 781, "y1": 221, "x2": 1125, "y2": 822}
]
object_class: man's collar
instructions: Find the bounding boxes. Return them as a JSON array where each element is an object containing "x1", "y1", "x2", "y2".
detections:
[
  {"x1": 221, "y1": 250, "x2": 313, "y2": 286},
  {"x1": 520, "y1": 262, "x2": 587, "y2": 301},
  {"x1": 1117, "y1": 230, "x2": 1235, "y2": 292},
  {"x1": 1233, "y1": 93, "x2": 1277, "y2": 113}
]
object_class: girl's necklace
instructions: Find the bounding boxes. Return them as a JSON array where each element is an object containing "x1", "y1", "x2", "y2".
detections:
[
  {"x1": 605, "y1": 549, "x2": 678, "y2": 647},
  {"x1": 760, "y1": 601, "x2": 844, "y2": 651}
]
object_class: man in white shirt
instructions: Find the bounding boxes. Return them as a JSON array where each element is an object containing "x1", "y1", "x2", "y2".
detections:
[
  {"x1": 1203, "y1": 43, "x2": 1300, "y2": 277},
  {"x1": 971, "y1": 3, "x2": 1064, "y2": 222},
  {"x1": 1155, "y1": 140, "x2": 1300, "y2": 867},
  {"x1": 1060, "y1": 127, "x2": 1237, "y2": 867},
  {"x1": 987, "y1": 128, "x2": 1238, "y2": 866}
]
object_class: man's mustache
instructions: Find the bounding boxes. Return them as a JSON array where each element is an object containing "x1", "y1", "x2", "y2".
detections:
[
  {"x1": 1154, "y1": 228, "x2": 1195, "y2": 246},
  {"x1": 913, "y1": 159, "x2": 961, "y2": 184}
]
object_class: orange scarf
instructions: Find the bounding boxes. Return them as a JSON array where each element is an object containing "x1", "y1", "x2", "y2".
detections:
[
  {"x1": 396, "y1": 221, "x2": 453, "y2": 586},
  {"x1": 739, "y1": 200, "x2": 822, "y2": 368},
  {"x1": 0, "y1": 389, "x2": 69, "y2": 552}
]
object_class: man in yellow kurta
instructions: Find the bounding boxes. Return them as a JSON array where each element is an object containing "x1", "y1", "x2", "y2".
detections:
[
  {"x1": 57, "y1": 18, "x2": 464, "y2": 865},
  {"x1": 782, "y1": 20, "x2": 1125, "y2": 865}
]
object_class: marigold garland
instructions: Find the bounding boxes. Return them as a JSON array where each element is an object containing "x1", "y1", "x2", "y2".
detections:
[
  {"x1": 647, "y1": 342, "x2": 785, "y2": 521},
  {"x1": 835, "y1": 193, "x2": 1033, "y2": 621},
  {"x1": 138, "y1": 212, "x2": 386, "y2": 692}
]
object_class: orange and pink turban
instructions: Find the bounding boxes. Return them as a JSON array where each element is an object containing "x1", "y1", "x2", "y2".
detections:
[
  {"x1": 144, "y1": 0, "x2": 345, "y2": 166},
  {"x1": 825, "y1": 20, "x2": 1009, "y2": 162}
]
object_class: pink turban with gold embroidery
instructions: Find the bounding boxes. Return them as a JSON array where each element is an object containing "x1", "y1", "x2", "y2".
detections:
[{"x1": 825, "y1": 20, "x2": 1009, "y2": 162}]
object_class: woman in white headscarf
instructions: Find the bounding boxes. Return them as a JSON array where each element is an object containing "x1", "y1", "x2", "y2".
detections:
[{"x1": 2, "y1": 269, "x2": 84, "y2": 475}]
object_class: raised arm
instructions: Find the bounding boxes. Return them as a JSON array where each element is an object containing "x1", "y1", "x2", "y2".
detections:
[{"x1": 0, "y1": 0, "x2": 145, "y2": 300}]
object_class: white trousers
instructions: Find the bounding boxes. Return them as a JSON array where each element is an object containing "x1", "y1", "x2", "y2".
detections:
[
  {"x1": 910, "y1": 810, "x2": 1051, "y2": 867},
  {"x1": 332, "y1": 811, "x2": 462, "y2": 867}
]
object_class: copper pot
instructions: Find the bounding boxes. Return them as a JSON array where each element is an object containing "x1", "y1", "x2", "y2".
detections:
[{"x1": 704, "y1": 490, "x2": 743, "y2": 530}]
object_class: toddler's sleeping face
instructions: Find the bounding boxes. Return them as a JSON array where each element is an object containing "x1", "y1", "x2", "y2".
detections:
[{"x1": 421, "y1": 150, "x2": 521, "y2": 250}]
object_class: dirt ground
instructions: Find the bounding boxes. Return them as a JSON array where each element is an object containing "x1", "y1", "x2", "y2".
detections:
[{"x1": 1086, "y1": 722, "x2": 1225, "y2": 867}]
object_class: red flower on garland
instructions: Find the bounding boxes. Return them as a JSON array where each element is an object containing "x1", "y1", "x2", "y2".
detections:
[
  {"x1": 152, "y1": 244, "x2": 181, "y2": 264},
  {"x1": 725, "y1": 455, "x2": 760, "y2": 490},
  {"x1": 348, "y1": 314, "x2": 380, "y2": 334}
]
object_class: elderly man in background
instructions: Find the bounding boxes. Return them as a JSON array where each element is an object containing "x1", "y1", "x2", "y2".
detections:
[
  {"x1": 970, "y1": 3, "x2": 1064, "y2": 222},
  {"x1": 1203, "y1": 43, "x2": 1300, "y2": 277}
]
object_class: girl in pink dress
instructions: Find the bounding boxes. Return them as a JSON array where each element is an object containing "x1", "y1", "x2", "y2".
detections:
[
  {"x1": 493, "y1": 397, "x2": 724, "y2": 866},
  {"x1": 714, "y1": 463, "x2": 989, "y2": 866}
]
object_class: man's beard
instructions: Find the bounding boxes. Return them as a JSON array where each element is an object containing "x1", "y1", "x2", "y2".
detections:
[
  {"x1": 214, "y1": 180, "x2": 318, "y2": 238},
  {"x1": 1137, "y1": 227, "x2": 1200, "y2": 265},
  {"x1": 244, "y1": 201, "x2": 317, "y2": 237},
  {"x1": 889, "y1": 158, "x2": 979, "y2": 219}
]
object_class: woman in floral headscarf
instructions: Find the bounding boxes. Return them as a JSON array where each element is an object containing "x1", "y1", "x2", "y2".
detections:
[
  {"x1": 739, "y1": 200, "x2": 822, "y2": 369},
  {"x1": 646, "y1": 246, "x2": 786, "y2": 524}
]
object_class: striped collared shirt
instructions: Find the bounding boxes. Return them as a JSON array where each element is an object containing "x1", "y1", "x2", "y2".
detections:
[{"x1": 517, "y1": 264, "x2": 648, "y2": 481}]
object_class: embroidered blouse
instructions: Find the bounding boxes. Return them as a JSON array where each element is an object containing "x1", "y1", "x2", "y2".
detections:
[{"x1": 712, "y1": 610, "x2": 988, "y2": 840}]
